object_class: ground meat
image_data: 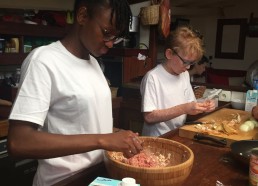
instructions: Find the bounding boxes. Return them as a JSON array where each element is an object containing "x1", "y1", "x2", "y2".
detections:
[
  {"x1": 111, "y1": 150, "x2": 171, "y2": 168},
  {"x1": 127, "y1": 151, "x2": 158, "y2": 167}
]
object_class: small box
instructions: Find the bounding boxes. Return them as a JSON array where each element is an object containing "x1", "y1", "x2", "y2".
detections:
[
  {"x1": 89, "y1": 177, "x2": 120, "y2": 186},
  {"x1": 88, "y1": 177, "x2": 140, "y2": 186}
]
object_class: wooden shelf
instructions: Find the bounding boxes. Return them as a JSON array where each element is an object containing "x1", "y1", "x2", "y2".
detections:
[
  {"x1": 0, "y1": 53, "x2": 27, "y2": 65},
  {"x1": 0, "y1": 21, "x2": 70, "y2": 38},
  {"x1": 0, "y1": 21, "x2": 70, "y2": 65},
  {"x1": 0, "y1": 21, "x2": 154, "y2": 84}
]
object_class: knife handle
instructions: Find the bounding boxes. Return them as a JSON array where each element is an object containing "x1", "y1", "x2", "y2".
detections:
[{"x1": 194, "y1": 133, "x2": 227, "y2": 147}]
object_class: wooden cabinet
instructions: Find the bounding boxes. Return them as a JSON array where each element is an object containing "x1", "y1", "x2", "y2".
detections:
[
  {"x1": 120, "y1": 97, "x2": 144, "y2": 134},
  {"x1": 103, "y1": 48, "x2": 153, "y2": 85},
  {"x1": 112, "y1": 97, "x2": 123, "y2": 128},
  {"x1": 118, "y1": 85, "x2": 144, "y2": 134},
  {"x1": 123, "y1": 56, "x2": 152, "y2": 83}
]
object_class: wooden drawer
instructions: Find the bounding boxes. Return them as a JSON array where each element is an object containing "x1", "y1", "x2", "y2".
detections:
[
  {"x1": 0, "y1": 105, "x2": 12, "y2": 118},
  {"x1": 0, "y1": 119, "x2": 8, "y2": 137}
]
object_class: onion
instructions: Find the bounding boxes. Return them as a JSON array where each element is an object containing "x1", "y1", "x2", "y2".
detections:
[
  {"x1": 239, "y1": 123, "x2": 251, "y2": 132},
  {"x1": 239, "y1": 120, "x2": 256, "y2": 132},
  {"x1": 245, "y1": 121, "x2": 255, "y2": 130}
]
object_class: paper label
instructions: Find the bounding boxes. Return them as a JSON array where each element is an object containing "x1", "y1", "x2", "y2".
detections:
[
  {"x1": 245, "y1": 90, "x2": 258, "y2": 112},
  {"x1": 88, "y1": 177, "x2": 140, "y2": 186}
]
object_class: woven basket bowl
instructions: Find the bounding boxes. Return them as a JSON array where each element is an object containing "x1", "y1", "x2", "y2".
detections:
[{"x1": 104, "y1": 137, "x2": 194, "y2": 186}]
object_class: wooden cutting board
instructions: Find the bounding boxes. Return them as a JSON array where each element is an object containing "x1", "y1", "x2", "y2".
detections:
[{"x1": 179, "y1": 108, "x2": 257, "y2": 147}]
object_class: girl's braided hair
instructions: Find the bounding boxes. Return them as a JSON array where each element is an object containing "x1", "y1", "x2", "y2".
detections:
[{"x1": 74, "y1": 0, "x2": 132, "y2": 37}]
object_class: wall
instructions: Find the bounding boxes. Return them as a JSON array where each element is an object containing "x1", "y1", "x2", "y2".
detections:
[
  {"x1": 172, "y1": 0, "x2": 258, "y2": 71},
  {"x1": 130, "y1": 1, "x2": 150, "y2": 48}
]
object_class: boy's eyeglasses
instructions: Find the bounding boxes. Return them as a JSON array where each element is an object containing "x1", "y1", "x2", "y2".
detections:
[{"x1": 172, "y1": 49, "x2": 197, "y2": 66}]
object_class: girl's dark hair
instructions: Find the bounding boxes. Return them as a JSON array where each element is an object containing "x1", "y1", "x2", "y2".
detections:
[{"x1": 74, "y1": 0, "x2": 132, "y2": 37}]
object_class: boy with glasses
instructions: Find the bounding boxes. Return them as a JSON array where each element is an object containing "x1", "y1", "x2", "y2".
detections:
[
  {"x1": 8, "y1": 1, "x2": 142, "y2": 185},
  {"x1": 140, "y1": 26, "x2": 215, "y2": 136}
]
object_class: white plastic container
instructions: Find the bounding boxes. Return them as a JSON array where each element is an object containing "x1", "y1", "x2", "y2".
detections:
[{"x1": 245, "y1": 90, "x2": 258, "y2": 112}]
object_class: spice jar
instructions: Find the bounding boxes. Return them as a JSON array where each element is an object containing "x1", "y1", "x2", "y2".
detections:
[{"x1": 249, "y1": 149, "x2": 258, "y2": 186}]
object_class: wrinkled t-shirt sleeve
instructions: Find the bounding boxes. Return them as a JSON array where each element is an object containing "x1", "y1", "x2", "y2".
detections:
[
  {"x1": 9, "y1": 59, "x2": 51, "y2": 126},
  {"x1": 186, "y1": 72, "x2": 196, "y2": 102}
]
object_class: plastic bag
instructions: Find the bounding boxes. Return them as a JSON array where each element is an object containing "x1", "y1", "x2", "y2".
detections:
[{"x1": 246, "y1": 60, "x2": 258, "y2": 89}]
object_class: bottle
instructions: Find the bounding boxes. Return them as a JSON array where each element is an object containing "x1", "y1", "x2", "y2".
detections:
[
  {"x1": 13, "y1": 68, "x2": 21, "y2": 87},
  {"x1": 253, "y1": 75, "x2": 258, "y2": 90},
  {"x1": 249, "y1": 149, "x2": 258, "y2": 186}
]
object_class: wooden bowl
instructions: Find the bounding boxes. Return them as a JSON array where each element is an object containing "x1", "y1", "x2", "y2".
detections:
[{"x1": 104, "y1": 137, "x2": 194, "y2": 186}]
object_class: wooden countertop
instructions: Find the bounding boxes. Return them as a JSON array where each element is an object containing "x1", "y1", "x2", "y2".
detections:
[
  {"x1": 54, "y1": 129, "x2": 248, "y2": 186},
  {"x1": 161, "y1": 130, "x2": 248, "y2": 186}
]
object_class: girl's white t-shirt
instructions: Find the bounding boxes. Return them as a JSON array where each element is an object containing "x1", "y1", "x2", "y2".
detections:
[
  {"x1": 9, "y1": 41, "x2": 113, "y2": 186},
  {"x1": 140, "y1": 64, "x2": 196, "y2": 136}
]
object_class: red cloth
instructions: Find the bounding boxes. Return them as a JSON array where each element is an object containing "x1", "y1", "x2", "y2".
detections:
[
  {"x1": 207, "y1": 73, "x2": 229, "y2": 85},
  {"x1": 206, "y1": 68, "x2": 246, "y2": 85}
]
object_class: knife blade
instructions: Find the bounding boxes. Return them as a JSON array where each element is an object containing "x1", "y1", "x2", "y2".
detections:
[{"x1": 184, "y1": 121, "x2": 215, "y2": 125}]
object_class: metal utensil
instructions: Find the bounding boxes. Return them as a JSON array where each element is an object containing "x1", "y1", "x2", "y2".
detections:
[
  {"x1": 230, "y1": 140, "x2": 258, "y2": 166},
  {"x1": 194, "y1": 133, "x2": 227, "y2": 147},
  {"x1": 184, "y1": 121, "x2": 215, "y2": 125}
]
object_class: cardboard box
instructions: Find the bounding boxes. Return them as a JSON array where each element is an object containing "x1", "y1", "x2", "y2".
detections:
[
  {"x1": 89, "y1": 177, "x2": 120, "y2": 186},
  {"x1": 245, "y1": 90, "x2": 258, "y2": 112},
  {"x1": 88, "y1": 177, "x2": 140, "y2": 186}
]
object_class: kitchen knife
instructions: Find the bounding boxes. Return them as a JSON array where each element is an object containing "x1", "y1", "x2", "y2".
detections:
[
  {"x1": 184, "y1": 121, "x2": 215, "y2": 125},
  {"x1": 194, "y1": 133, "x2": 227, "y2": 147}
]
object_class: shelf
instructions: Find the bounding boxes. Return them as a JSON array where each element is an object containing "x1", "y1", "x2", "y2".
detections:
[
  {"x1": 0, "y1": 22, "x2": 149, "y2": 65},
  {"x1": 0, "y1": 21, "x2": 70, "y2": 65},
  {"x1": 0, "y1": 53, "x2": 27, "y2": 65},
  {"x1": 0, "y1": 21, "x2": 70, "y2": 38}
]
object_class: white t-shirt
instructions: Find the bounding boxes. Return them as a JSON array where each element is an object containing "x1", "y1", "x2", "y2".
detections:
[
  {"x1": 9, "y1": 41, "x2": 113, "y2": 186},
  {"x1": 140, "y1": 64, "x2": 196, "y2": 136}
]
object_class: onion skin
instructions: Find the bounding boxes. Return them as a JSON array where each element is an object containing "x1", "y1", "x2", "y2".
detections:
[
  {"x1": 239, "y1": 124, "x2": 251, "y2": 132},
  {"x1": 245, "y1": 121, "x2": 255, "y2": 130}
]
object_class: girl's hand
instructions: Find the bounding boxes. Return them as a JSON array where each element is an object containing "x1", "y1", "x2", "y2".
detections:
[
  {"x1": 100, "y1": 130, "x2": 143, "y2": 158},
  {"x1": 186, "y1": 99, "x2": 215, "y2": 115}
]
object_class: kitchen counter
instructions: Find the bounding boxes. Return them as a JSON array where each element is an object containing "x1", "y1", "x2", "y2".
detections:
[{"x1": 54, "y1": 129, "x2": 248, "y2": 186}]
